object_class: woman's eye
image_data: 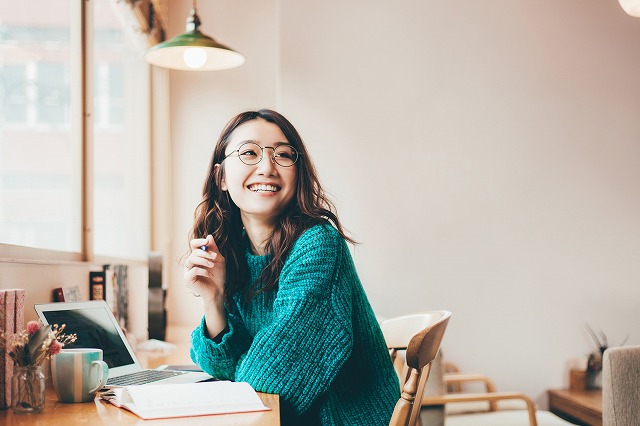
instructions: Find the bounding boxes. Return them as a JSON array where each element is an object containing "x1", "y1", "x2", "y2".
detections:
[
  {"x1": 275, "y1": 151, "x2": 292, "y2": 159},
  {"x1": 275, "y1": 147, "x2": 295, "y2": 159},
  {"x1": 239, "y1": 149, "x2": 259, "y2": 157}
]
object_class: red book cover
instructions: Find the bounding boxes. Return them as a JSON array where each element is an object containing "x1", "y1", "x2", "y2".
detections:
[
  {"x1": 1, "y1": 289, "x2": 16, "y2": 409},
  {"x1": 14, "y1": 289, "x2": 26, "y2": 337},
  {"x1": 0, "y1": 290, "x2": 6, "y2": 409},
  {"x1": 53, "y1": 287, "x2": 65, "y2": 302}
]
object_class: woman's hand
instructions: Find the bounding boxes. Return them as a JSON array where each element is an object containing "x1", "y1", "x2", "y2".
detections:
[
  {"x1": 184, "y1": 234, "x2": 226, "y2": 301},
  {"x1": 184, "y1": 235, "x2": 228, "y2": 336}
]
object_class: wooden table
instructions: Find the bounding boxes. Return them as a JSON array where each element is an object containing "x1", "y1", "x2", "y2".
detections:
[
  {"x1": 1, "y1": 326, "x2": 280, "y2": 425},
  {"x1": 548, "y1": 389, "x2": 602, "y2": 426}
]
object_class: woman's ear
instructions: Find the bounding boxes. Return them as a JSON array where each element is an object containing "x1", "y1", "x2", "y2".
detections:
[{"x1": 214, "y1": 163, "x2": 228, "y2": 191}]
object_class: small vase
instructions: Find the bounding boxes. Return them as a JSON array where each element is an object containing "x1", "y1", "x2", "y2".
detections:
[
  {"x1": 587, "y1": 369, "x2": 602, "y2": 389},
  {"x1": 11, "y1": 365, "x2": 46, "y2": 414}
]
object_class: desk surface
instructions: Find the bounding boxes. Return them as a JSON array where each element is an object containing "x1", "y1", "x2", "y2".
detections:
[
  {"x1": 1, "y1": 326, "x2": 280, "y2": 425},
  {"x1": 548, "y1": 389, "x2": 602, "y2": 426}
]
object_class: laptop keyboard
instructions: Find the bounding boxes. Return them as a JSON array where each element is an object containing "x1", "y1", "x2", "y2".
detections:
[{"x1": 107, "y1": 369, "x2": 188, "y2": 386}]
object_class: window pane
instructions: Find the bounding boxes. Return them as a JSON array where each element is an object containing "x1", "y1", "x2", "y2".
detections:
[
  {"x1": 3, "y1": 65, "x2": 28, "y2": 122},
  {"x1": 92, "y1": 0, "x2": 150, "y2": 258},
  {"x1": 0, "y1": 0, "x2": 81, "y2": 252},
  {"x1": 37, "y1": 62, "x2": 69, "y2": 124}
]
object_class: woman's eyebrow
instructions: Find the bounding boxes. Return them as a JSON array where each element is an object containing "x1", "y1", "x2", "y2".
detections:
[{"x1": 234, "y1": 140, "x2": 290, "y2": 148}]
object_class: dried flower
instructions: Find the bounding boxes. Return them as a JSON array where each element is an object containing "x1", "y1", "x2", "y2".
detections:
[
  {"x1": 49, "y1": 340, "x2": 63, "y2": 356},
  {"x1": 26, "y1": 321, "x2": 40, "y2": 335},
  {"x1": 584, "y1": 323, "x2": 629, "y2": 373},
  {"x1": 0, "y1": 322, "x2": 77, "y2": 367}
]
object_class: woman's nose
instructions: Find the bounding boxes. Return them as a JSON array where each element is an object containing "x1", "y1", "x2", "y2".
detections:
[{"x1": 256, "y1": 150, "x2": 277, "y2": 175}]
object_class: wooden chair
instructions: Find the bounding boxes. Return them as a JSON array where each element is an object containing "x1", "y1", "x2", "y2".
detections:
[
  {"x1": 421, "y1": 360, "x2": 540, "y2": 426},
  {"x1": 381, "y1": 311, "x2": 452, "y2": 426}
]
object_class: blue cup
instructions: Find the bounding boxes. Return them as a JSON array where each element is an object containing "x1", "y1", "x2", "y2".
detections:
[{"x1": 51, "y1": 348, "x2": 109, "y2": 403}]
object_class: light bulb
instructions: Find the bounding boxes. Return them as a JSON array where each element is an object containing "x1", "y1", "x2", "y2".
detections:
[{"x1": 183, "y1": 48, "x2": 207, "y2": 69}]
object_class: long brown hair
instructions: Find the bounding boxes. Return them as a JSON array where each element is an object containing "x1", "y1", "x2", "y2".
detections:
[{"x1": 190, "y1": 109, "x2": 353, "y2": 302}]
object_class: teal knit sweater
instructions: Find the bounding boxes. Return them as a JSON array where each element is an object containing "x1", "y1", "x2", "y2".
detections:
[{"x1": 190, "y1": 224, "x2": 399, "y2": 425}]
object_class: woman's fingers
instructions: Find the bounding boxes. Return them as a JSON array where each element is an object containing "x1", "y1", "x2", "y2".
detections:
[
  {"x1": 186, "y1": 268, "x2": 211, "y2": 285},
  {"x1": 203, "y1": 235, "x2": 221, "y2": 253},
  {"x1": 190, "y1": 236, "x2": 210, "y2": 251}
]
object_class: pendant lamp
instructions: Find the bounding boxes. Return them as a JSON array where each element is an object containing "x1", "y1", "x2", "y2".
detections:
[
  {"x1": 144, "y1": 0, "x2": 245, "y2": 71},
  {"x1": 619, "y1": 0, "x2": 640, "y2": 17}
]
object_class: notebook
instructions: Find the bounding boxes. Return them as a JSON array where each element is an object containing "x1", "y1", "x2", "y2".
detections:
[{"x1": 35, "y1": 300, "x2": 213, "y2": 388}]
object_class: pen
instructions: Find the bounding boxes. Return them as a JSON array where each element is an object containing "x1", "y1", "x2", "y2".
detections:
[{"x1": 200, "y1": 245, "x2": 208, "y2": 251}]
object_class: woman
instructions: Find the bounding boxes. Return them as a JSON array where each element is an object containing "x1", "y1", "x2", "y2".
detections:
[{"x1": 184, "y1": 109, "x2": 399, "y2": 425}]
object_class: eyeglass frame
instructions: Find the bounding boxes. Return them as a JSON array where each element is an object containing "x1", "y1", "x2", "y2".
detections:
[{"x1": 221, "y1": 141, "x2": 300, "y2": 167}]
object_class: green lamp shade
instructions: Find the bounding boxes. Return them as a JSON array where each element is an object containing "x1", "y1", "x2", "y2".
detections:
[{"x1": 145, "y1": 30, "x2": 245, "y2": 71}]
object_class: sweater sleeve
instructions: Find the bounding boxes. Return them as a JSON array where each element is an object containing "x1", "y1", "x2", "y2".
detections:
[
  {"x1": 190, "y1": 306, "x2": 254, "y2": 380},
  {"x1": 193, "y1": 225, "x2": 355, "y2": 415}
]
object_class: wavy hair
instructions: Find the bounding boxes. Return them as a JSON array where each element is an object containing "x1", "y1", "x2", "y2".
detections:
[{"x1": 189, "y1": 109, "x2": 353, "y2": 302}]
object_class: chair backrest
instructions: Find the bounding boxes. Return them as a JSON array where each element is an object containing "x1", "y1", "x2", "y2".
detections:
[
  {"x1": 381, "y1": 310, "x2": 452, "y2": 426},
  {"x1": 602, "y1": 345, "x2": 640, "y2": 426}
]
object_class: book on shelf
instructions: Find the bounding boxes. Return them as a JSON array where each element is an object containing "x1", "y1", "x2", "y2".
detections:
[
  {"x1": 1, "y1": 288, "x2": 26, "y2": 409},
  {"x1": 53, "y1": 287, "x2": 65, "y2": 302},
  {"x1": 103, "y1": 264, "x2": 129, "y2": 331},
  {"x1": 89, "y1": 271, "x2": 106, "y2": 301},
  {"x1": 99, "y1": 381, "x2": 269, "y2": 420},
  {"x1": 62, "y1": 285, "x2": 82, "y2": 302},
  {"x1": 53, "y1": 285, "x2": 82, "y2": 302}
]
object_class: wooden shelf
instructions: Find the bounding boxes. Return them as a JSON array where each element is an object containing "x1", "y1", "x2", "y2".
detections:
[{"x1": 548, "y1": 389, "x2": 602, "y2": 426}]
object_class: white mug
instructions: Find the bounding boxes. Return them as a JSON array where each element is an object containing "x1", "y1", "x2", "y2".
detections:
[{"x1": 51, "y1": 348, "x2": 109, "y2": 403}]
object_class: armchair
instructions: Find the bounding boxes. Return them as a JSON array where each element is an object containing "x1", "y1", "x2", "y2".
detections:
[{"x1": 602, "y1": 345, "x2": 640, "y2": 426}]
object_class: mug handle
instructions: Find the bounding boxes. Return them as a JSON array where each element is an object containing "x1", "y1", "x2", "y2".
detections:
[{"x1": 89, "y1": 360, "x2": 109, "y2": 394}]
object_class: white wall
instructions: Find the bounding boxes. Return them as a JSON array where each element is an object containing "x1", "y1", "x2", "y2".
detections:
[{"x1": 167, "y1": 0, "x2": 640, "y2": 407}]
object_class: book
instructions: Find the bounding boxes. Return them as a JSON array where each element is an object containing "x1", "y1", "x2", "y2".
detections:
[
  {"x1": 2, "y1": 289, "x2": 16, "y2": 410},
  {"x1": 99, "y1": 381, "x2": 269, "y2": 420},
  {"x1": 0, "y1": 290, "x2": 6, "y2": 409},
  {"x1": 89, "y1": 271, "x2": 106, "y2": 301},
  {"x1": 53, "y1": 286, "x2": 82, "y2": 302},
  {"x1": 61, "y1": 285, "x2": 82, "y2": 302},
  {"x1": 53, "y1": 287, "x2": 65, "y2": 302},
  {"x1": 13, "y1": 289, "x2": 25, "y2": 338},
  {"x1": 103, "y1": 264, "x2": 129, "y2": 331},
  {"x1": 2, "y1": 288, "x2": 26, "y2": 410}
]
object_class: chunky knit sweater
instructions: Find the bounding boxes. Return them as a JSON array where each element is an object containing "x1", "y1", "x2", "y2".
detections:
[{"x1": 190, "y1": 224, "x2": 399, "y2": 425}]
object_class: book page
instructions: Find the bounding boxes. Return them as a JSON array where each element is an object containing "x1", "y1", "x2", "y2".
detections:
[{"x1": 104, "y1": 381, "x2": 269, "y2": 420}]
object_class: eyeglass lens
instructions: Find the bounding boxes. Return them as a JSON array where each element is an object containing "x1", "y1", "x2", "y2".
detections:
[{"x1": 236, "y1": 142, "x2": 298, "y2": 167}]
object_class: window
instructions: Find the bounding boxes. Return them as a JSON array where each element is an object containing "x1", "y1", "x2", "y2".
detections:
[
  {"x1": 0, "y1": 0, "x2": 150, "y2": 260},
  {"x1": 0, "y1": 0, "x2": 80, "y2": 253},
  {"x1": 92, "y1": 0, "x2": 150, "y2": 258}
]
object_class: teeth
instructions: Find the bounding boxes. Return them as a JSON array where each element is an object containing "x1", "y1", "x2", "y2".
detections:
[{"x1": 249, "y1": 184, "x2": 279, "y2": 192}]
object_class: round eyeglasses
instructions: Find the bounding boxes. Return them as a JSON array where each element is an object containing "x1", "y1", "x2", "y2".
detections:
[{"x1": 222, "y1": 142, "x2": 299, "y2": 167}]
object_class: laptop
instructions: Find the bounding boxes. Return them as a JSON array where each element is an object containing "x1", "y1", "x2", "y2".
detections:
[{"x1": 35, "y1": 300, "x2": 213, "y2": 388}]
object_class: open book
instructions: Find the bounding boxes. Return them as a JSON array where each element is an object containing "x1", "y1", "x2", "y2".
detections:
[{"x1": 99, "y1": 381, "x2": 270, "y2": 420}]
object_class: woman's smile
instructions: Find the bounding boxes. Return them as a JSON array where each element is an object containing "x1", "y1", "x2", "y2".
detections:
[{"x1": 248, "y1": 183, "x2": 281, "y2": 193}]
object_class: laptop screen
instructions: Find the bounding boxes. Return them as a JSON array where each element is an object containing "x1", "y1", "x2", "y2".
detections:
[{"x1": 39, "y1": 306, "x2": 135, "y2": 369}]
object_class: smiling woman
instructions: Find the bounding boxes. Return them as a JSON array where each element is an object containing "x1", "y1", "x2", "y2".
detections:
[{"x1": 183, "y1": 109, "x2": 400, "y2": 425}]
